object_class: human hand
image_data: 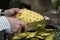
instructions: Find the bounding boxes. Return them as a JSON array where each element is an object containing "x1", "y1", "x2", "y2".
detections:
[
  {"x1": 6, "y1": 17, "x2": 27, "y2": 34},
  {"x1": 4, "y1": 8, "x2": 21, "y2": 17}
]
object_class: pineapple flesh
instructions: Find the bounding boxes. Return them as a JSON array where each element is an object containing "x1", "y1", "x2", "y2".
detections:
[
  {"x1": 16, "y1": 8, "x2": 46, "y2": 30},
  {"x1": 16, "y1": 8, "x2": 44, "y2": 23}
]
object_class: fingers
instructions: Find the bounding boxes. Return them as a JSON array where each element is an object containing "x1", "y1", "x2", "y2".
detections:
[
  {"x1": 18, "y1": 20, "x2": 28, "y2": 32},
  {"x1": 9, "y1": 8, "x2": 21, "y2": 14},
  {"x1": 6, "y1": 17, "x2": 28, "y2": 34},
  {"x1": 14, "y1": 8, "x2": 21, "y2": 13},
  {"x1": 4, "y1": 8, "x2": 21, "y2": 17},
  {"x1": 21, "y1": 23, "x2": 28, "y2": 32},
  {"x1": 11, "y1": 23, "x2": 21, "y2": 34}
]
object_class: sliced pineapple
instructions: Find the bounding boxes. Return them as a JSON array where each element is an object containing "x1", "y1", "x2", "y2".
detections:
[
  {"x1": 45, "y1": 33, "x2": 55, "y2": 40},
  {"x1": 16, "y1": 8, "x2": 44, "y2": 23},
  {"x1": 16, "y1": 8, "x2": 46, "y2": 30}
]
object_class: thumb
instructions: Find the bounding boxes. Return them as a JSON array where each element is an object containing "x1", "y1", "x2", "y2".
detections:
[{"x1": 15, "y1": 8, "x2": 21, "y2": 14}]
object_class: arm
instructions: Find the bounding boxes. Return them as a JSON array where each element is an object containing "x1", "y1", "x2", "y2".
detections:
[
  {"x1": 0, "y1": 8, "x2": 27, "y2": 34},
  {"x1": 0, "y1": 16, "x2": 11, "y2": 33}
]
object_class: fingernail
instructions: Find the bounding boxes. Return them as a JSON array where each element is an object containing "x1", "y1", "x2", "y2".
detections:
[{"x1": 18, "y1": 11, "x2": 22, "y2": 14}]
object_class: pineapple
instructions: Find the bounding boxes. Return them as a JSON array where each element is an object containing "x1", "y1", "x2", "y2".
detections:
[
  {"x1": 16, "y1": 8, "x2": 46, "y2": 30},
  {"x1": 16, "y1": 8, "x2": 44, "y2": 23},
  {"x1": 6, "y1": 8, "x2": 55, "y2": 40}
]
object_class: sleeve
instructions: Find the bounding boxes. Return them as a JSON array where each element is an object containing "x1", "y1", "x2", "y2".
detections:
[
  {"x1": 0, "y1": 9, "x2": 2, "y2": 13},
  {"x1": 0, "y1": 16, "x2": 11, "y2": 33},
  {"x1": 0, "y1": 9, "x2": 2, "y2": 16},
  {"x1": 0, "y1": 9, "x2": 5, "y2": 16}
]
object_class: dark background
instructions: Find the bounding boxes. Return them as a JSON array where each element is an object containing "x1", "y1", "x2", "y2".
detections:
[{"x1": 0, "y1": 0, "x2": 10, "y2": 9}]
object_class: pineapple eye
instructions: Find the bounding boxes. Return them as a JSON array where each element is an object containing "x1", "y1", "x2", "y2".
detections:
[
  {"x1": 29, "y1": 19, "x2": 32, "y2": 21},
  {"x1": 20, "y1": 19, "x2": 22, "y2": 20},
  {"x1": 23, "y1": 17, "x2": 25, "y2": 19},
  {"x1": 27, "y1": 14, "x2": 29, "y2": 15},
  {"x1": 33, "y1": 17, "x2": 35, "y2": 18},
  {"x1": 30, "y1": 12, "x2": 31, "y2": 14},
  {"x1": 19, "y1": 14, "x2": 21, "y2": 16},
  {"x1": 34, "y1": 20, "x2": 36, "y2": 22},
  {"x1": 26, "y1": 17, "x2": 28, "y2": 19},
  {"x1": 36, "y1": 14, "x2": 39, "y2": 16},
  {"x1": 36, "y1": 18, "x2": 39, "y2": 20}
]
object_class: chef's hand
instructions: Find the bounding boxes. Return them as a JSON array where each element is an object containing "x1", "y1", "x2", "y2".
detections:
[
  {"x1": 4, "y1": 8, "x2": 21, "y2": 17},
  {"x1": 6, "y1": 17, "x2": 27, "y2": 34}
]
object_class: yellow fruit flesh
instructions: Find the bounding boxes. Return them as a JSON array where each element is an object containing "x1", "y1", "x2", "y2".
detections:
[
  {"x1": 16, "y1": 8, "x2": 44, "y2": 23},
  {"x1": 16, "y1": 8, "x2": 46, "y2": 30}
]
